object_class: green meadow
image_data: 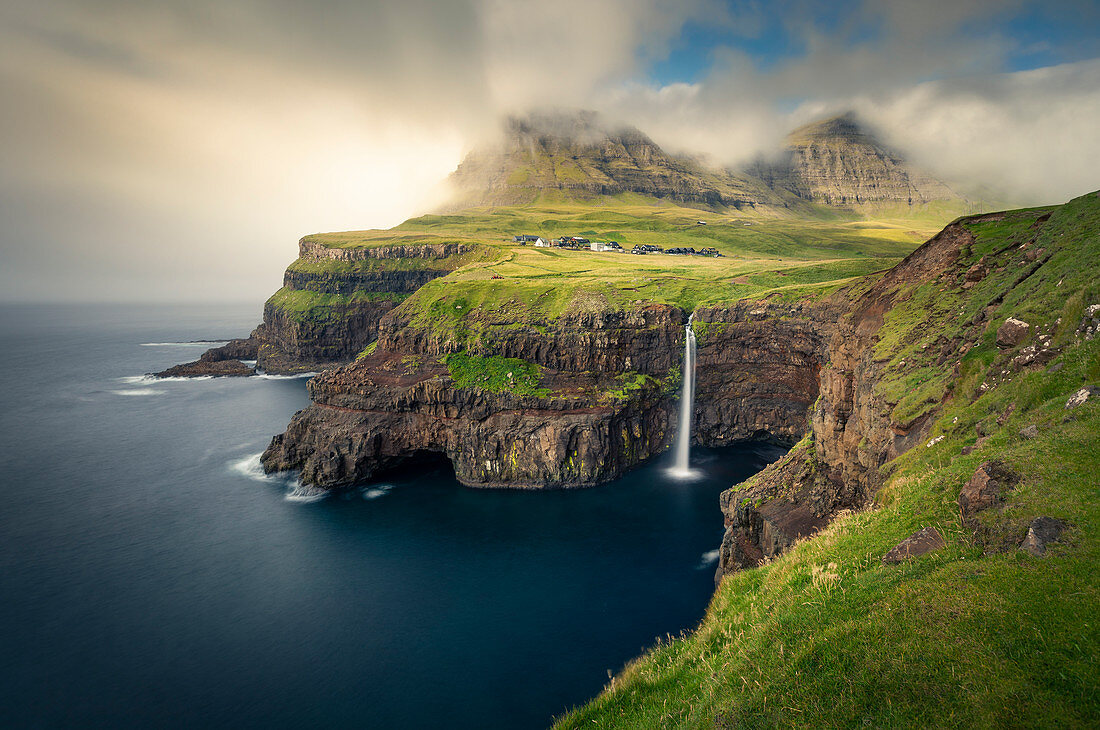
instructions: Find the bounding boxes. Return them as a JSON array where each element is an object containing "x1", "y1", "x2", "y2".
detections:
[{"x1": 287, "y1": 197, "x2": 956, "y2": 330}]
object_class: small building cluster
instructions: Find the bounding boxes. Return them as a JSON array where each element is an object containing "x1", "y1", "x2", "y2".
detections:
[{"x1": 512, "y1": 234, "x2": 722, "y2": 258}]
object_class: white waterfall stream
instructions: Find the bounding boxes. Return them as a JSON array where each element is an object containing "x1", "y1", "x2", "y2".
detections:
[{"x1": 669, "y1": 316, "x2": 697, "y2": 478}]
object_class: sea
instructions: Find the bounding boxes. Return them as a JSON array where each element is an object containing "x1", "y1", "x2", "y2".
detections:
[{"x1": 0, "y1": 303, "x2": 785, "y2": 729}]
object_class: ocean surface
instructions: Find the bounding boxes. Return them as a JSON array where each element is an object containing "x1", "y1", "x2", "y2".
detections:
[{"x1": 0, "y1": 303, "x2": 785, "y2": 729}]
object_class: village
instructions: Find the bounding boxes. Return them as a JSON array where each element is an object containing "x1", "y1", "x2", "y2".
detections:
[{"x1": 511, "y1": 234, "x2": 721, "y2": 257}]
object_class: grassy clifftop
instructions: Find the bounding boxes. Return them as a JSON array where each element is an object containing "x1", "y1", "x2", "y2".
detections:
[
  {"x1": 556, "y1": 192, "x2": 1100, "y2": 727},
  {"x1": 287, "y1": 198, "x2": 950, "y2": 347}
]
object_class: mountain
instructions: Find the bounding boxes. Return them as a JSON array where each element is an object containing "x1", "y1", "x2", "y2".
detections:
[
  {"x1": 446, "y1": 110, "x2": 961, "y2": 214},
  {"x1": 749, "y1": 112, "x2": 959, "y2": 208},
  {"x1": 445, "y1": 110, "x2": 799, "y2": 212}
]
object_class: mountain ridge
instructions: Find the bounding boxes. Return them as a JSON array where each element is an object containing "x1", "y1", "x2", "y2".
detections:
[{"x1": 445, "y1": 109, "x2": 962, "y2": 214}]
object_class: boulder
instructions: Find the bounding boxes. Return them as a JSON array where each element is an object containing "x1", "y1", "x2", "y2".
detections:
[
  {"x1": 964, "y1": 262, "x2": 988, "y2": 283},
  {"x1": 1020, "y1": 517, "x2": 1066, "y2": 556},
  {"x1": 959, "y1": 460, "x2": 1019, "y2": 521},
  {"x1": 996, "y1": 317, "x2": 1030, "y2": 348},
  {"x1": 1019, "y1": 424, "x2": 1039, "y2": 439},
  {"x1": 1065, "y1": 386, "x2": 1100, "y2": 409},
  {"x1": 882, "y1": 527, "x2": 946, "y2": 564}
]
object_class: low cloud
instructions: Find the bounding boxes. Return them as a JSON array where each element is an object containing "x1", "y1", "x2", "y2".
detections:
[{"x1": 0, "y1": 0, "x2": 1096, "y2": 301}]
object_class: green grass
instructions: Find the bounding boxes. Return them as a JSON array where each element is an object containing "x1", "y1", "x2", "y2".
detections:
[
  {"x1": 443, "y1": 351, "x2": 550, "y2": 397},
  {"x1": 264, "y1": 287, "x2": 408, "y2": 323},
  {"x1": 270, "y1": 196, "x2": 957, "y2": 343},
  {"x1": 555, "y1": 192, "x2": 1100, "y2": 728}
]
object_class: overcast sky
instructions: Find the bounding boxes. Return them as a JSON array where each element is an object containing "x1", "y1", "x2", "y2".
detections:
[{"x1": 1, "y1": 0, "x2": 1097, "y2": 303}]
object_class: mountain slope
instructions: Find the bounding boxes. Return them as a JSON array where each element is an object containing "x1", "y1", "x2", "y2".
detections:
[
  {"x1": 749, "y1": 112, "x2": 960, "y2": 209},
  {"x1": 446, "y1": 111, "x2": 802, "y2": 212}
]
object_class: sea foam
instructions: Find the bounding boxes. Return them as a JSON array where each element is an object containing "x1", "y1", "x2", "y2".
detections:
[
  {"x1": 696, "y1": 549, "x2": 720, "y2": 570},
  {"x1": 230, "y1": 453, "x2": 326, "y2": 503}
]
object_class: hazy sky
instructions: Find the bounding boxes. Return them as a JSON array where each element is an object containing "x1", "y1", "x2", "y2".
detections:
[{"x1": 1, "y1": 0, "x2": 1097, "y2": 303}]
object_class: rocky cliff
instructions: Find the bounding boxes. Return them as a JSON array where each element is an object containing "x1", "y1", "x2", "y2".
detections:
[
  {"x1": 749, "y1": 113, "x2": 958, "y2": 208},
  {"x1": 164, "y1": 239, "x2": 485, "y2": 376},
  {"x1": 262, "y1": 303, "x2": 688, "y2": 488},
  {"x1": 714, "y1": 191, "x2": 1096, "y2": 580},
  {"x1": 261, "y1": 295, "x2": 848, "y2": 488},
  {"x1": 447, "y1": 110, "x2": 798, "y2": 211},
  {"x1": 693, "y1": 299, "x2": 841, "y2": 447}
]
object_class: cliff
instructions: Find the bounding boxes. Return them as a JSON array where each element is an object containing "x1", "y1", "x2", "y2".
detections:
[
  {"x1": 749, "y1": 112, "x2": 959, "y2": 209},
  {"x1": 261, "y1": 295, "x2": 848, "y2": 489},
  {"x1": 447, "y1": 110, "x2": 801, "y2": 212},
  {"x1": 559, "y1": 192, "x2": 1100, "y2": 727},
  {"x1": 261, "y1": 303, "x2": 687, "y2": 488}
]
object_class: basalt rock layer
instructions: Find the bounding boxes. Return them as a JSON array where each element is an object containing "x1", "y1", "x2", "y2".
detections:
[
  {"x1": 749, "y1": 113, "x2": 958, "y2": 209},
  {"x1": 715, "y1": 222, "x2": 974, "y2": 578},
  {"x1": 693, "y1": 299, "x2": 842, "y2": 447},
  {"x1": 262, "y1": 295, "x2": 851, "y2": 490},
  {"x1": 183, "y1": 240, "x2": 480, "y2": 374},
  {"x1": 712, "y1": 190, "x2": 1100, "y2": 580},
  {"x1": 261, "y1": 307, "x2": 685, "y2": 488}
]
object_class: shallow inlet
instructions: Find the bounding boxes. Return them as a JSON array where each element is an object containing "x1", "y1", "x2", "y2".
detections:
[{"x1": 669, "y1": 316, "x2": 700, "y2": 480}]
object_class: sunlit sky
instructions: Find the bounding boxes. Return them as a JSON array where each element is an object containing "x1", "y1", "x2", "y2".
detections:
[{"x1": 1, "y1": 0, "x2": 1097, "y2": 303}]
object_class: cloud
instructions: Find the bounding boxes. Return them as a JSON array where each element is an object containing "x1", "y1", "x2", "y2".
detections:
[{"x1": 0, "y1": 0, "x2": 1096, "y2": 302}]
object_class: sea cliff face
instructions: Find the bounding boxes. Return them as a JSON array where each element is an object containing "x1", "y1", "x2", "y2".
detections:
[
  {"x1": 260, "y1": 281, "x2": 863, "y2": 490},
  {"x1": 192, "y1": 239, "x2": 482, "y2": 374},
  {"x1": 693, "y1": 299, "x2": 840, "y2": 447},
  {"x1": 261, "y1": 304, "x2": 686, "y2": 487},
  {"x1": 712, "y1": 199, "x2": 1081, "y2": 579}
]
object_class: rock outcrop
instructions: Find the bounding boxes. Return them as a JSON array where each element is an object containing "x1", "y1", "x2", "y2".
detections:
[
  {"x1": 262, "y1": 305, "x2": 685, "y2": 488},
  {"x1": 447, "y1": 110, "x2": 798, "y2": 211},
  {"x1": 749, "y1": 113, "x2": 958, "y2": 209},
  {"x1": 882, "y1": 527, "x2": 946, "y2": 564},
  {"x1": 716, "y1": 221, "x2": 978, "y2": 580},
  {"x1": 155, "y1": 336, "x2": 259, "y2": 377}
]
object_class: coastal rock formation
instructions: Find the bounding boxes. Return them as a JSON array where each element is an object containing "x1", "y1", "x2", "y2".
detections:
[
  {"x1": 693, "y1": 299, "x2": 841, "y2": 447},
  {"x1": 178, "y1": 239, "x2": 480, "y2": 374},
  {"x1": 262, "y1": 293, "x2": 844, "y2": 490},
  {"x1": 155, "y1": 336, "x2": 259, "y2": 377},
  {"x1": 716, "y1": 221, "x2": 984, "y2": 579},
  {"x1": 262, "y1": 306, "x2": 684, "y2": 487}
]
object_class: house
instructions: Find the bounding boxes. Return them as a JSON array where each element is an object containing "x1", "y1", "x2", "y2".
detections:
[
  {"x1": 590, "y1": 241, "x2": 620, "y2": 252},
  {"x1": 699, "y1": 247, "x2": 721, "y2": 257},
  {"x1": 696, "y1": 220, "x2": 707, "y2": 225},
  {"x1": 512, "y1": 234, "x2": 542, "y2": 243},
  {"x1": 534, "y1": 237, "x2": 551, "y2": 247}
]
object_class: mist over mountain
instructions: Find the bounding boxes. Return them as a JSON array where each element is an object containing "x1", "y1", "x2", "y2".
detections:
[
  {"x1": 748, "y1": 113, "x2": 959, "y2": 207},
  {"x1": 445, "y1": 110, "x2": 795, "y2": 212},
  {"x1": 446, "y1": 110, "x2": 962, "y2": 214}
]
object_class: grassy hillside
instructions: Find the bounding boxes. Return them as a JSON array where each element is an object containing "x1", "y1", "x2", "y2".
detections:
[
  {"x1": 555, "y1": 192, "x2": 1100, "y2": 727},
  {"x1": 290, "y1": 198, "x2": 950, "y2": 333}
]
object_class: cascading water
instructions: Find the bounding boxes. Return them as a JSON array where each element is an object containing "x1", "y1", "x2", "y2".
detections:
[{"x1": 669, "y1": 315, "x2": 698, "y2": 478}]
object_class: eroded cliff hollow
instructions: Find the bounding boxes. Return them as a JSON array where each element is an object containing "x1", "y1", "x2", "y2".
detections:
[{"x1": 693, "y1": 299, "x2": 841, "y2": 447}]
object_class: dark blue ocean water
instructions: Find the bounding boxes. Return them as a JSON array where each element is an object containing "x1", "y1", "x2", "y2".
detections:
[{"x1": 0, "y1": 303, "x2": 784, "y2": 729}]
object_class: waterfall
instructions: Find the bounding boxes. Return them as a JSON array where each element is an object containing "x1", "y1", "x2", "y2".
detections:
[{"x1": 670, "y1": 315, "x2": 697, "y2": 478}]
